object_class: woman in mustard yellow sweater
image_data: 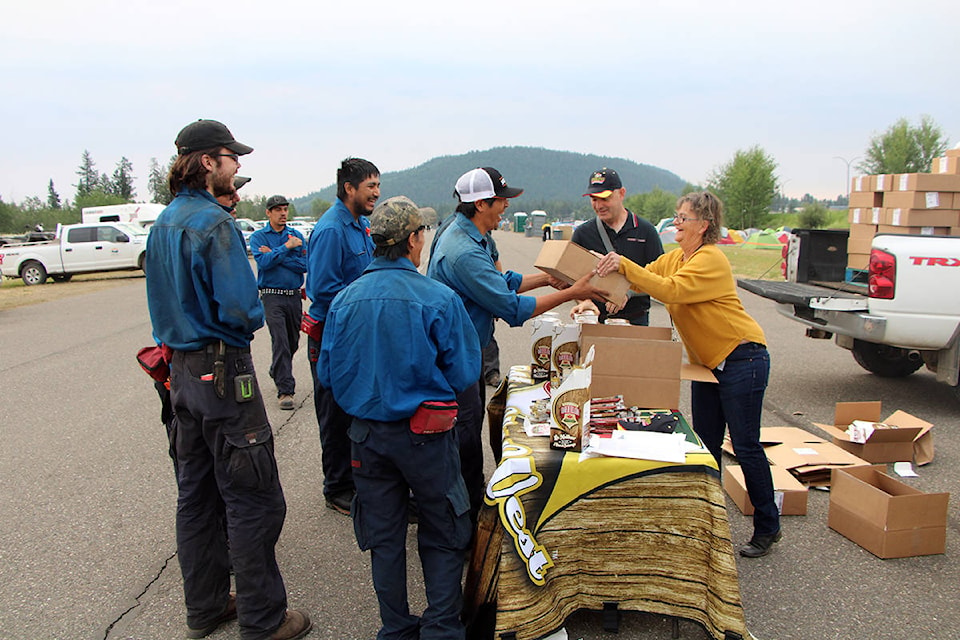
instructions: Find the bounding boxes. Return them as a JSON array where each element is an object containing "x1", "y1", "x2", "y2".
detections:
[{"x1": 594, "y1": 191, "x2": 780, "y2": 559}]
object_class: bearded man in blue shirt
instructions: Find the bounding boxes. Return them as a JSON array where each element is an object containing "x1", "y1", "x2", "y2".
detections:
[
  {"x1": 145, "y1": 119, "x2": 311, "y2": 640},
  {"x1": 319, "y1": 196, "x2": 479, "y2": 640}
]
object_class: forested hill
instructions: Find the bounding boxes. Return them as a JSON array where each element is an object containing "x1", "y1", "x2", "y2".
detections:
[{"x1": 292, "y1": 146, "x2": 688, "y2": 216}]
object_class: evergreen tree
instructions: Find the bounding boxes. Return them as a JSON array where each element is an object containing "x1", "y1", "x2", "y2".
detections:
[
  {"x1": 147, "y1": 157, "x2": 173, "y2": 204},
  {"x1": 75, "y1": 150, "x2": 101, "y2": 198},
  {"x1": 111, "y1": 157, "x2": 136, "y2": 201},
  {"x1": 47, "y1": 179, "x2": 62, "y2": 209}
]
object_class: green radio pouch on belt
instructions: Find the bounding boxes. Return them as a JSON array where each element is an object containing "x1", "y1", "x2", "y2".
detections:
[{"x1": 235, "y1": 374, "x2": 256, "y2": 403}]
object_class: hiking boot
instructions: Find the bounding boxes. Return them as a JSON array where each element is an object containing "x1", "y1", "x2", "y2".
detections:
[
  {"x1": 324, "y1": 491, "x2": 353, "y2": 516},
  {"x1": 739, "y1": 529, "x2": 782, "y2": 558},
  {"x1": 279, "y1": 395, "x2": 295, "y2": 410},
  {"x1": 186, "y1": 593, "x2": 237, "y2": 638},
  {"x1": 268, "y1": 609, "x2": 313, "y2": 640}
]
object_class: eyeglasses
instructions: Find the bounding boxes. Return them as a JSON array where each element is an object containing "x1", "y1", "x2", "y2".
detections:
[
  {"x1": 210, "y1": 153, "x2": 240, "y2": 162},
  {"x1": 673, "y1": 214, "x2": 702, "y2": 224},
  {"x1": 415, "y1": 225, "x2": 426, "y2": 233}
]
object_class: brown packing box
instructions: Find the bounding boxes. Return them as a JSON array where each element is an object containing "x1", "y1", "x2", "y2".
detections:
[
  {"x1": 578, "y1": 324, "x2": 716, "y2": 409},
  {"x1": 873, "y1": 174, "x2": 896, "y2": 192},
  {"x1": 881, "y1": 208, "x2": 959, "y2": 228},
  {"x1": 847, "y1": 207, "x2": 882, "y2": 225},
  {"x1": 723, "y1": 426, "x2": 869, "y2": 487},
  {"x1": 848, "y1": 223, "x2": 877, "y2": 241},
  {"x1": 945, "y1": 148, "x2": 960, "y2": 158},
  {"x1": 848, "y1": 191, "x2": 881, "y2": 208},
  {"x1": 534, "y1": 240, "x2": 632, "y2": 306},
  {"x1": 724, "y1": 464, "x2": 807, "y2": 516},
  {"x1": 828, "y1": 466, "x2": 949, "y2": 559},
  {"x1": 882, "y1": 191, "x2": 953, "y2": 210},
  {"x1": 847, "y1": 253, "x2": 870, "y2": 270},
  {"x1": 813, "y1": 402, "x2": 934, "y2": 465},
  {"x1": 932, "y1": 156, "x2": 960, "y2": 175},
  {"x1": 850, "y1": 175, "x2": 874, "y2": 192},
  {"x1": 847, "y1": 236, "x2": 873, "y2": 255},
  {"x1": 894, "y1": 172, "x2": 960, "y2": 192},
  {"x1": 876, "y1": 225, "x2": 952, "y2": 236}
]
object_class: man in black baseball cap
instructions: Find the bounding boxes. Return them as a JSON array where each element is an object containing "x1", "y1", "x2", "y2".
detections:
[{"x1": 175, "y1": 119, "x2": 254, "y2": 156}]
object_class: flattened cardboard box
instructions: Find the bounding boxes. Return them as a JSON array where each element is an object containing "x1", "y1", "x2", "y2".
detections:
[
  {"x1": 578, "y1": 324, "x2": 716, "y2": 410},
  {"x1": 534, "y1": 240, "x2": 632, "y2": 306},
  {"x1": 814, "y1": 401, "x2": 933, "y2": 465},
  {"x1": 723, "y1": 426, "x2": 869, "y2": 486},
  {"x1": 724, "y1": 464, "x2": 807, "y2": 516},
  {"x1": 828, "y1": 465, "x2": 949, "y2": 559}
]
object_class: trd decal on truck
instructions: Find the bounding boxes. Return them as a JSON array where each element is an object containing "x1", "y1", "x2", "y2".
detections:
[{"x1": 909, "y1": 256, "x2": 960, "y2": 267}]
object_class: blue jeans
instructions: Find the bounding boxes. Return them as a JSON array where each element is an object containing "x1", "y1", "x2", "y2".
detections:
[
  {"x1": 349, "y1": 418, "x2": 471, "y2": 640},
  {"x1": 691, "y1": 342, "x2": 779, "y2": 538}
]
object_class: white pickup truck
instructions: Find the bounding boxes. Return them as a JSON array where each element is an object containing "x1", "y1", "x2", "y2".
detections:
[
  {"x1": 0, "y1": 222, "x2": 149, "y2": 285},
  {"x1": 738, "y1": 229, "x2": 960, "y2": 398}
]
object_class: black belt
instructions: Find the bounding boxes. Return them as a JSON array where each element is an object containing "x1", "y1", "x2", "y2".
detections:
[
  {"x1": 200, "y1": 342, "x2": 250, "y2": 355},
  {"x1": 259, "y1": 288, "x2": 300, "y2": 296}
]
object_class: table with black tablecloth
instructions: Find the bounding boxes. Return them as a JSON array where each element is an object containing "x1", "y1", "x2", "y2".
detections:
[{"x1": 465, "y1": 365, "x2": 748, "y2": 640}]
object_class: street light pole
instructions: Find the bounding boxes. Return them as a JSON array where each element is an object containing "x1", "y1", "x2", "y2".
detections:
[{"x1": 834, "y1": 156, "x2": 860, "y2": 202}]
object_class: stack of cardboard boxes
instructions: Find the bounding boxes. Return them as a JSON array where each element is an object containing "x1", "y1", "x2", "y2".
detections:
[{"x1": 847, "y1": 147, "x2": 960, "y2": 270}]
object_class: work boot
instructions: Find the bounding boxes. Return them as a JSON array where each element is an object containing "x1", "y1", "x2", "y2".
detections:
[
  {"x1": 324, "y1": 490, "x2": 353, "y2": 516},
  {"x1": 268, "y1": 609, "x2": 313, "y2": 640},
  {"x1": 185, "y1": 593, "x2": 237, "y2": 638},
  {"x1": 739, "y1": 530, "x2": 782, "y2": 558},
  {"x1": 279, "y1": 395, "x2": 295, "y2": 410}
]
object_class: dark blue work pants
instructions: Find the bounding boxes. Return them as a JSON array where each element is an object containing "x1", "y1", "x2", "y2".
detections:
[
  {"x1": 454, "y1": 380, "x2": 484, "y2": 527},
  {"x1": 349, "y1": 418, "x2": 471, "y2": 640},
  {"x1": 170, "y1": 348, "x2": 288, "y2": 640},
  {"x1": 261, "y1": 293, "x2": 301, "y2": 397},
  {"x1": 308, "y1": 334, "x2": 355, "y2": 499},
  {"x1": 691, "y1": 342, "x2": 780, "y2": 538}
]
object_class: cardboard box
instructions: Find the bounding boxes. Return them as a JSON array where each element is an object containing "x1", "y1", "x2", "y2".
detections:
[
  {"x1": 873, "y1": 174, "x2": 896, "y2": 192},
  {"x1": 932, "y1": 156, "x2": 960, "y2": 175},
  {"x1": 534, "y1": 240, "x2": 632, "y2": 306},
  {"x1": 578, "y1": 324, "x2": 716, "y2": 409},
  {"x1": 895, "y1": 172, "x2": 960, "y2": 192},
  {"x1": 882, "y1": 191, "x2": 953, "y2": 210},
  {"x1": 848, "y1": 191, "x2": 881, "y2": 208},
  {"x1": 945, "y1": 148, "x2": 960, "y2": 158},
  {"x1": 813, "y1": 402, "x2": 934, "y2": 464},
  {"x1": 850, "y1": 175, "x2": 873, "y2": 192},
  {"x1": 828, "y1": 466, "x2": 949, "y2": 559},
  {"x1": 848, "y1": 207, "x2": 882, "y2": 225},
  {"x1": 848, "y1": 223, "x2": 877, "y2": 241},
  {"x1": 847, "y1": 252, "x2": 870, "y2": 270},
  {"x1": 723, "y1": 426, "x2": 869, "y2": 486},
  {"x1": 724, "y1": 464, "x2": 807, "y2": 516},
  {"x1": 876, "y1": 225, "x2": 951, "y2": 236},
  {"x1": 882, "y1": 208, "x2": 959, "y2": 227},
  {"x1": 847, "y1": 236, "x2": 873, "y2": 254}
]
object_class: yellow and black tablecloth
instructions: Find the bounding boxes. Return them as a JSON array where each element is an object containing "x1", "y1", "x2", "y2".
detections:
[{"x1": 465, "y1": 365, "x2": 748, "y2": 640}]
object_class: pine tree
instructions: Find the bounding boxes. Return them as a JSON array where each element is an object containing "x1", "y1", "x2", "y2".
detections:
[
  {"x1": 75, "y1": 150, "x2": 101, "y2": 198},
  {"x1": 147, "y1": 157, "x2": 173, "y2": 205},
  {"x1": 47, "y1": 179, "x2": 62, "y2": 209},
  {"x1": 111, "y1": 157, "x2": 136, "y2": 201}
]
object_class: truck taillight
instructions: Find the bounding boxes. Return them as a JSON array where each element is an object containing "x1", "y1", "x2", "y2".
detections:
[
  {"x1": 868, "y1": 249, "x2": 895, "y2": 299},
  {"x1": 780, "y1": 243, "x2": 787, "y2": 279}
]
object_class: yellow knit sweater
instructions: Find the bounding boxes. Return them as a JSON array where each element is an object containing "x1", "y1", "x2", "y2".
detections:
[{"x1": 617, "y1": 244, "x2": 765, "y2": 369}]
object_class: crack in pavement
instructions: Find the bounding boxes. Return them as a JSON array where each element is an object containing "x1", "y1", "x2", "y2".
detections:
[{"x1": 103, "y1": 550, "x2": 178, "y2": 639}]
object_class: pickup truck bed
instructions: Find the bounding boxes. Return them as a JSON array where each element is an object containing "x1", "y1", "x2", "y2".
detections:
[{"x1": 739, "y1": 279, "x2": 866, "y2": 308}]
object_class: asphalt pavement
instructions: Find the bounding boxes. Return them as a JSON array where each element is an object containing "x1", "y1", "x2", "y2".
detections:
[{"x1": 0, "y1": 229, "x2": 957, "y2": 640}]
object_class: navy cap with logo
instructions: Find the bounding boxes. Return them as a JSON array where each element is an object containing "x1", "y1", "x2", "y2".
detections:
[
  {"x1": 583, "y1": 168, "x2": 623, "y2": 198},
  {"x1": 175, "y1": 119, "x2": 254, "y2": 156},
  {"x1": 454, "y1": 167, "x2": 524, "y2": 203},
  {"x1": 265, "y1": 195, "x2": 289, "y2": 210},
  {"x1": 234, "y1": 176, "x2": 252, "y2": 190}
]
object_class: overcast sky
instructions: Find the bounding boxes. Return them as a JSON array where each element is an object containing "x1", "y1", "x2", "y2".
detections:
[{"x1": 2, "y1": 0, "x2": 958, "y2": 206}]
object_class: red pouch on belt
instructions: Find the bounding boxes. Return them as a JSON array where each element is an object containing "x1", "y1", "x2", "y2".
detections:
[
  {"x1": 409, "y1": 401, "x2": 458, "y2": 435},
  {"x1": 301, "y1": 313, "x2": 324, "y2": 341},
  {"x1": 137, "y1": 345, "x2": 170, "y2": 383}
]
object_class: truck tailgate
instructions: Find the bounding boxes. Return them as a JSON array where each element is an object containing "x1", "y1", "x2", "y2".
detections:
[{"x1": 738, "y1": 279, "x2": 868, "y2": 311}]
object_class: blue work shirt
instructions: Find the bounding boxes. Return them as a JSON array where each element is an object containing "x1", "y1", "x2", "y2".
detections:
[
  {"x1": 145, "y1": 187, "x2": 264, "y2": 350},
  {"x1": 305, "y1": 198, "x2": 374, "y2": 323},
  {"x1": 249, "y1": 224, "x2": 307, "y2": 290},
  {"x1": 318, "y1": 257, "x2": 481, "y2": 421},
  {"x1": 427, "y1": 213, "x2": 532, "y2": 348}
]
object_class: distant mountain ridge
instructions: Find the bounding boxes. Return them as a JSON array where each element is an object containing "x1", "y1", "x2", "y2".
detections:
[{"x1": 291, "y1": 146, "x2": 688, "y2": 216}]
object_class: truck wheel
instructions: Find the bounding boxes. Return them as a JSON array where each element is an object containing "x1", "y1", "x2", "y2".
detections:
[
  {"x1": 138, "y1": 253, "x2": 147, "y2": 274},
  {"x1": 52, "y1": 274, "x2": 73, "y2": 283},
  {"x1": 851, "y1": 340, "x2": 923, "y2": 378},
  {"x1": 21, "y1": 261, "x2": 47, "y2": 286}
]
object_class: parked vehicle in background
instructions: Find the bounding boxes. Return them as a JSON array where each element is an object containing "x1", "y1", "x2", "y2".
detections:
[
  {"x1": 286, "y1": 219, "x2": 315, "y2": 240},
  {"x1": 0, "y1": 222, "x2": 148, "y2": 285},
  {"x1": 81, "y1": 203, "x2": 166, "y2": 228},
  {"x1": 234, "y1": 218, "x2": 263, "y2": 254},
  {"x1": 739, "y1": 229, "x2": 960, "y2": 399}
]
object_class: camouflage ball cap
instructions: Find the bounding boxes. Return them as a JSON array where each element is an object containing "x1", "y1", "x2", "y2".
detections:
[{"x1": 370, "y1": 196, "x2": 424, "y2": 246}]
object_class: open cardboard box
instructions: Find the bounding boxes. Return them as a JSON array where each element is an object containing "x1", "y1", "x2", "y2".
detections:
[
  {"x1": 534, "y1": 240, "x2": 632, "y2": 306},
  {"x1": 828, "y1": 465, "x2": 949, "y2": 559},
  {"x1": 579, "y1": 324, "x2": 716, "y2": 410},
  {"x1": 723, "y1": 426, "x2": 869, "y2": 486},
  {"x1": 814, "y1": 402, "x2": 934, "y2": 465},
  {"x1": 724, "y1": 464, "x2": 807, "y2": 516}
]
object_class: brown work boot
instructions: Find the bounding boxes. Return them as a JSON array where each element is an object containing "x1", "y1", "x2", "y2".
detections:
[
  {"x1": 268, "y1": 609, "x2": 313, "y2": 640},
  {"x1": 185, "y1": 593, "x2": 237, "y2": 638}
]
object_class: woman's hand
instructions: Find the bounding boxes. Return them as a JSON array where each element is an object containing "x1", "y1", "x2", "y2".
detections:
[
  {"x1": 570, "y1": 299, "x2": 600, "y2": 319},
  {"x1": 605, "y1": 298, "x2": 625, "y2": 315},
  {"x1": 596, "y1": 252, "x2": 622, "y2": 277}
]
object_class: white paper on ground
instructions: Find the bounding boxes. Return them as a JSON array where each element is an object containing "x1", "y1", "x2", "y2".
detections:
[
  {"x1": 541, "y1": 627, "x2": 568, "y2": 640},
  {"x1": 893, "y1": 461, "x2": 918, "y2": 477}
]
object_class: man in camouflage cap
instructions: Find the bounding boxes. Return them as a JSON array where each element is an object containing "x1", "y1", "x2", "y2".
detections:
[{"x1": 319, "y1": 196, "x2": 480, "y2": 640}]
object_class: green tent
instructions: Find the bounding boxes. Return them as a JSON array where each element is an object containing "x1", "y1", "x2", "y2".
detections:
[{"x1": 742, "y1": 229, "x2": 783, "y2": 250}]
